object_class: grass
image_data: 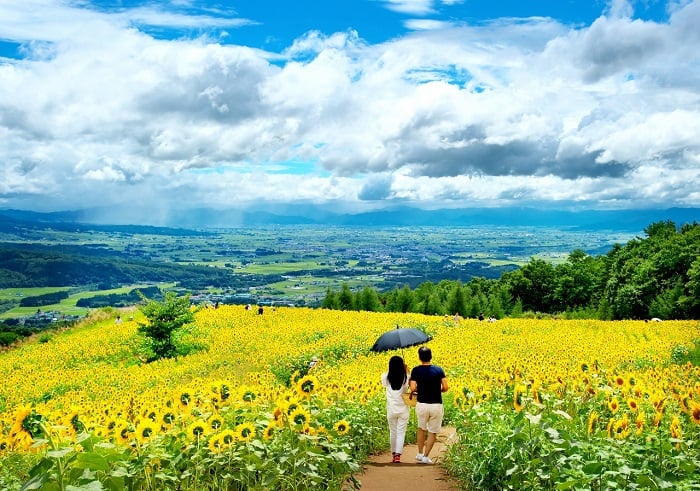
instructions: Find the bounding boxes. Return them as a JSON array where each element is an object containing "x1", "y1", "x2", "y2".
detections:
[
  {"x1": 0, "y1": 284, "x2": 168, "y2": 320},
  {"x1": 239, "y1": 260, "x2": 330, "y2": 274}
]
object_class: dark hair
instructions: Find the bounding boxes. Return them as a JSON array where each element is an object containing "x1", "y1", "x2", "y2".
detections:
[
  {"x1": 418, "y1": 346, "x2": 432, "y2": 363},
  {"x1": 387, "y1": 355, "x2": 407, "y2": 390}
]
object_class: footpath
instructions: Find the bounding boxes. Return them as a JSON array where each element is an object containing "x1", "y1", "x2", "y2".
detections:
[{"x1": 353, "y1": 426, "x2": 460, "y2": 490}]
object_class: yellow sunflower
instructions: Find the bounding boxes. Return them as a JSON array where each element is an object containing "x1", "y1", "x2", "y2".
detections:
[
  {"x1": 263, "y1": 423, "x2": 277, "y2": 441},
  {"x1": 10, "y1": 405, "x2": 32, "y2": 435},
  {"x1": 115, "y1": 420, "x2": 133, "y2": 445},
  {"x1": 235, "y1": 422, "x2": 256, "y2": 443},
  {"x1": 142, "y1": 408, "x2": 159, "y2": 422},
  {"x1": 177, "y1": 389, "x2": 193, "y2": 410},
  {"x1": 208, "y1": 434, "x2": 224, "y2": 454},
  {"x1": 513, "y1": 385, "x2": 526, "y2": 412},
  {"x1": 187, "y1": 420, "x2": 209, "y2": 441},
  {"x1": 208, "y1": 414, "x2": 224, "y2": 431},
  {"x1": 135, "y1": 420, "x2": 159, "y2": 444},
  {"x1": 160, "y1": 411, "x2": 176, "y2": 429},
  {"x1": 238, "y1": 386, "x2": 258, "y2": 403},
  {"x1": 652, "y1": 393, "x2": 666, "y2": 412},
  {"x1": 531, "y1": 381, "x2": 542, "y2": 405},
  {"x1": 296, "y1": 375, "x2": 320, "y2": 398},
  {"x1": 690, "y1": 403, "x2": 700, "y2": 425},
  {"x1": 219, "y1": 383, "x2": 232, "y2": 402},
  {"x1": 587, "y1": 411, "x2": 599, "y2": 435},
  {"x1": 670, "y1": 415, "x2": 682, "y2": 445},
  {"x1": 285, "y1": 399, "x2": 301, "y2": 416},
  {"x1": 219, "y1": 429, "x2": 237, "y2": 447},
  {"x1": 289, "y1": 407, "x2": 312, "y2": 427},
  {"x1": 635, "y1": 411, "x2": 645, "y2": 435},
  {"x1": 608, "y1": 397, "x2": 620, "y2": 414},
  {"x1": 627, "y1": 398, "x2": 639, "y2": 412},
  {"x1": 613, "y1": 416, "x2": 629, "y2": 440},
  {"x1": 334, "y1": 419, "x2": 350, "y2": 436}
]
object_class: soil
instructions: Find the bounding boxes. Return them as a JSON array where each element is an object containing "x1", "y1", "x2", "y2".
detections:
[{"x1": 352, "y1": 426, "x2": 460, "y2": 490}]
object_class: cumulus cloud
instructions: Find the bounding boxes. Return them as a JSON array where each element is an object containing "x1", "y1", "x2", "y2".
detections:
[
  {"x1": 359, "y1": 174, "x2": 395, "y2": 200},
  {"x1": 0, "y1": 0, "x2": 699, "y2": 214}
]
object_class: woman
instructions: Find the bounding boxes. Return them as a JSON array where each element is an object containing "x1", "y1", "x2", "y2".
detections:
[{"x1": 381, "y1": 355, "x2": 410, "y2": 463}]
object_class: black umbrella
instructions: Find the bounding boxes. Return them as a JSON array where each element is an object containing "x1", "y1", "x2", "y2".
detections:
[{"x1": 371, "y1": 327, "x2": 431, "y2": 352}]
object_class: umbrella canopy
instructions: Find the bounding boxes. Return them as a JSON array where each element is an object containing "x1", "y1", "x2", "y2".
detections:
[{"x1": 371, "y1": 327, "x2": 431, "y2": 352}]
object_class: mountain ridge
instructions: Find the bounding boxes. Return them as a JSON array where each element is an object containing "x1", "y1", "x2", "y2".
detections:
[{"x1": 1, "y1": 206, "x2": 698, "y2": 232}]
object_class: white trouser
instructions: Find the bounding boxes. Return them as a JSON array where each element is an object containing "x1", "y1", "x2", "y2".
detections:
[{"x1": 387, "y1": 409, "x2": 410, "y2": 454}]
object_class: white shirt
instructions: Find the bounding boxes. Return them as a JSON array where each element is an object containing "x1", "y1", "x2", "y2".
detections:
[{"x1": 381, "y1": 372, "x2": 410, "y2": 413}]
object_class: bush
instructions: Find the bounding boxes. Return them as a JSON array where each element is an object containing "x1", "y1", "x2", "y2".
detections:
[
  {"x1": 671, "y1": 339, "x2": 700, "y2": 366},
  {"x1": 0, "y1": 331, "x2": 19, "y2": 346}
]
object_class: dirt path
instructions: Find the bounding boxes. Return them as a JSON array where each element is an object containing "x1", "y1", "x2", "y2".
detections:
[{"x1": 353, "y1": 427, "x2": 460, "y2": 490}]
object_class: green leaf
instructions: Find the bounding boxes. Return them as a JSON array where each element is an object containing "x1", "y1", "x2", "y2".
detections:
[
  {"x1": 525, "y1": 412, "x2": 542, "y2": 425},
  {"x1": 47, "y1": 448, "x2": 74, "y2": 459},
  {"x1": 109, "y1": 467, "x2": 129, "y2": 478},
  {"x1": 555, "y1": 480, "x2": 579, "y2": 490},
  {"x1": 75, "y1": 453, "x2": 110, "y2": 472},
  {"x1": 103, "y1": 477, "x2": 125, "y2": 491},
  {"x1": 19, "y1": 473, "x2": 48, "y2": 491},
  {"x1": 544, "y1": 427, "x2": 560, "y2": 439},
  {"x1": 66, "y1": 481, "x2": 104, "y2": 491},
  {"x1": 552, "y1": 409, "x2": 572, "y2": 420},
  {"x1": 582, "y1": 462, "x2": 604, "y2": 475},
  {"x1": 27, "y1": 457, "x2": 54, "y2": 479}
]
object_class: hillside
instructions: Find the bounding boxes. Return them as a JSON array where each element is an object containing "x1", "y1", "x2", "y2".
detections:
[{"x1": 1, "y1": 307, "x2": 699, "y2": 490}]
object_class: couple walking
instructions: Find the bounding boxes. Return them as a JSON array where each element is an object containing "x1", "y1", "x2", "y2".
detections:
[{"x1": 380, "y1": 346, "x2": 449, "y2": 464}]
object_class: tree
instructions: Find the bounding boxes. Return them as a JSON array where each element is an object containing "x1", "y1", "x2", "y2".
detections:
[
  {"x1": 358, "y1": 286, "x2": 382, "y2": 312},
  {"x1": 138, "y1": 291, "x2": 195, "y2": 361},
  {"x1": 503, "y1": 259, "x2": 561, "y2": 314},
  {"x1": 337, "y1": 283, "x2": 354, "y2": 311},
  {"x1": 553, "y1": 250, "x2": 599, "y2": 312},
  {"x1": 395, "y1": 285, "x2": 415, "y2": 313},
  {"x1": 446, "y1": 281, "x2": 468, "y2": 317},
  {"x1": 322, "y1": 287, "x2": 339, "y2": 309}
]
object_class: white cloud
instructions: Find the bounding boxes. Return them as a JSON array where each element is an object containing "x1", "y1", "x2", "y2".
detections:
[
  {"x1": 382, "y1": 0, "x2": 436, "y2": 16},
  {"x1": 404, "y1": 19, "x2": 454, "y2": 31},
  {"x1": 0, "y1": 0, "x2": 699, "y2": 215}
]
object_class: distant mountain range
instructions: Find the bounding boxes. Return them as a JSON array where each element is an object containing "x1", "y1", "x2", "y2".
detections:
[{"x1": 1, "y1": 206, "x2": 699, "y2": 233}]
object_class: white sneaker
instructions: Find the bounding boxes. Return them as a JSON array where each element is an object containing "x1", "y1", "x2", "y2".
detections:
[
  {"x1": 420, "y1": 456, "x2": 433, "y2": 464},
  {"x1": 415, "y1": 453, "x2": 424, "y2": 461}
]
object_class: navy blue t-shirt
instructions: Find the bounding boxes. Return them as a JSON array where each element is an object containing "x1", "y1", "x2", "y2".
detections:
[{"x1": 410, "y1": 364, "x2": 446, "y2": 404}]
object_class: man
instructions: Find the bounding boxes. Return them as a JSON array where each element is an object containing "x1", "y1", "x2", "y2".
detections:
[{"x1": 410, "y1": 346, "x2": 448, "y2": 464}]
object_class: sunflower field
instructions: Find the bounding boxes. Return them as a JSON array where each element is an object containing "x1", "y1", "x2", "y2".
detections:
[{"x1": 1, "y1": 306, "x2": 699, "y2": 490}]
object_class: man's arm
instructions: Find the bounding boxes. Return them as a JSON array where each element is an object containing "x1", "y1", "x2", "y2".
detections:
[{"x1": 441, "y1": 377, "x2": 449, "y2": 393}]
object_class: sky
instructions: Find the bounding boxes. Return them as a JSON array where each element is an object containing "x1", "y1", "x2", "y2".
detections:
[{"x1": 1, "y1": 0, "x2": 699, "y2": 221}]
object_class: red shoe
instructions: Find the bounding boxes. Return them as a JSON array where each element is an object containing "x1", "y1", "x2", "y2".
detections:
[{"x1": 392, "y1": 453, "x2": 401, "y2": 463}]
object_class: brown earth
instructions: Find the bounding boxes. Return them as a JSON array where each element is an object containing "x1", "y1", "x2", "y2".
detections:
[{"x1": 352, "y1": 426, "x2": 460, "y2": 490}]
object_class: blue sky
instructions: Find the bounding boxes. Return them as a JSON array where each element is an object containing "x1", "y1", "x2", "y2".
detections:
[{"x1": 1, "y1": 0, "x2": 699, "y2": 222}]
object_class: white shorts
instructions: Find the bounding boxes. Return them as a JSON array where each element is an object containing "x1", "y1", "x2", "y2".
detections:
[{"x1": 415, "y1": 402, "x2": 444, "y2": 434}]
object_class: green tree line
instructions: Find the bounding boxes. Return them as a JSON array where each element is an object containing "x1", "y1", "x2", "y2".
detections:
[
  {"x1": 322, "y1": 220, "x2": 700, "y2": 320},
  {"x1": 18, "y1": 291, "x2": 69, "y2": 307}
]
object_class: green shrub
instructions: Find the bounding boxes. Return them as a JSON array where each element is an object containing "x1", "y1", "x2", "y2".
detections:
[
  {"x1": 0, "y1": 331, "x2": 19, "y2": 346},
  {"x1": 671, "y1": 339, "x2": 700, "y2": 366}
]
